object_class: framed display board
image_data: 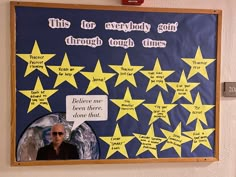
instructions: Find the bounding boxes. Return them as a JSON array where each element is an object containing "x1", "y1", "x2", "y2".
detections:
[{"x1": 10, "y1": 1, "x2": 221, "y2": 166}]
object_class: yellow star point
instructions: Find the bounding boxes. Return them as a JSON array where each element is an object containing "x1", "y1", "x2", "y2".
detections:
[
  {"x1": 140, "y1": 58, "x2": 174, "y2": 92},
  {"x1": 19, "y1": 77, "x2": 58, "y2": 113},
  {"x1": 183, "y1": 120, "x2": 215, "y2": 152},
  {"x1": 160, "y1": 123, "x2": 191, "y2": 157},
  {"x1": 182, "y1": 46, "x2": 216, "y2": 80},
  {"x1": 133, "y1": 124, "x2": 166, "y2": 158},
  {"x1": 99, "y1": 124, "x2": 134, "y2": 159},
  {"x1": 109, "y1": 53, "x2": 143, "y2": 87},
  {"x1": 16, "y1": 40, "x2": 55, "y2": 77},
  {"x1": 143, "y1": 92, "x2": 177, "y2": 125},
  {"x1": 110, "y1": 87, "x2": 145, "y2": 121},
  {"x1": 167, "y1": 70, "x2": 200, "y2": 103},
  {"x1": 181, "y1": 92, "x2": 215, "y2": 125},
  {"x1": 47, "y1": 53, "x2": 84, "y2": 88},
  {"x1": 81, "y1": 60, "x2": 115, "y2": 94}
]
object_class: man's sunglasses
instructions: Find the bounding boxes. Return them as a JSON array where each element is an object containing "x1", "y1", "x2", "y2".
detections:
[{"x1": 52, "y1": 132, "x2": 64, "y2": 136}]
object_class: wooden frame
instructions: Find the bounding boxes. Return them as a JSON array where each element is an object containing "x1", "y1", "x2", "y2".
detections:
[{"x1": 11, "y1": 1, "x2": 221, "y2": 166}]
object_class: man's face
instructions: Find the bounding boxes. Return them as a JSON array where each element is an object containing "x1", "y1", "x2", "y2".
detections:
[{"x1": 51, "y1": 124, "x2": 65, "y2": 147}]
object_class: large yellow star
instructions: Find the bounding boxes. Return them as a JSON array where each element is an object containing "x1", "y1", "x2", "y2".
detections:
[
  {"x1": 140, "y1": 58, "x2": 174, "y2": 92},
  {"x1": 182, "y1": 46, "x2": 216, "y2": 80},
  {"x1": 143, "y1": 92, "x2": 177, "y2": 125},
  {"x1": 99, "y1": 124, "x2": 134, "y2": 159},
  {"x1": 183, "y1": 120, "x2": 215, "y2": 152},
  {"x1": 133, "y1": 124, "x2": 166, "y2": 158},
  {"x1": 109, "y1": 53, "x2": 143, "y2": 87},
  {"x1": 19, "y1": 77, "x2": 58, "y2": 113},
  {"x1": 181, "y1": 92, "x2": 215, "y2": 125},
  {"x1": 110, "y1": 87, "x2": 145, "y2": 121},
  {"x1": 47, "y1": 53, "x2": 84, "y2": 88},
  {"x1": 16, "y1": 40, "x2": 56, "y2": 77},
  {"x1": 167, "y1": 70, "x2": 200, "y2": 103},
  {"x1": 80, "y1": 60, "x2": 115, "y2": 94},
  {"x1": 160, "y1": 123, "x2": 192, "y2": 157}
]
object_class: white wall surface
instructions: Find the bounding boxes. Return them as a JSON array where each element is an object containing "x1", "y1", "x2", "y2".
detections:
[{"x1": 1, "y1": 0, "x2": 235, "y2": 177}]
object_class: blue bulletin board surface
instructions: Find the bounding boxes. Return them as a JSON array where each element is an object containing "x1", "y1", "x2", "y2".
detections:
[{"x1": 10, "y1": 1, "x2": 221, "y2": 166}]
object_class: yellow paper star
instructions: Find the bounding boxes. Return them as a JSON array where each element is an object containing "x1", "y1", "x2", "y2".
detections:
[
  {"x1": 140, "y1": 58, "x2": 174, "y2": 91},
  {"x1": 99, "y1": 124, "x2": 134, "y2": 159},
  {"x1": 143, "y1": 92, "x2": 177, "y2": 125},
  {"x1": 47, "y1": 53, "x2": 84, "y2": 88},
  {"x1": 167, "y1": 70, "x2": 200, "y2": 103},
  {"x1": 181, "y1": 92, "x2": 215, "y2": 125},
  {"x1": 19, "y1": 77, "x2": 58, "y2": 113},
  {"x1": 109, "y1": 53, "x2": 143, "y2": 87},
  {"x1": 182, "y1": 46, "x2": 216, "y2": 80},
  {"x1": 80, "y1": 60, "x2": 115, "y2": 94},
  {"x1": 183, "y1": 120, "x2": 215, "y2": 152},
  {"x1": 16, "y1": 41, "x2": 55, "y2": 77},
  {"x1": 160, "y1": 123, "x2": 191, "y2": 157},
  {"x1": 133, "y1": 124, "x2": 166, "y2": 158},
  {"x1": 110, "y1": 87, "x2": 145, "y2": 121}
]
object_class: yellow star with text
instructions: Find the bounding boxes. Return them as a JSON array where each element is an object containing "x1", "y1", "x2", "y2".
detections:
[
  {"x1": 143, "y1": 92, "x2": 177, "y2": 125},
  {"x1": 160, "y1": 123, "x2": 191, "y2": 157},
  {"x1": 47, "y1": 53, "x2": 84, "y2": 88},
  {"x1": 140, "y1": 58, "x2": 174, "y2": 91},
  {"x1": 19, "y1": 77, "x2": 58, "y2": 113},
  {"x1": 16, "y1": 40, "x2": 55, "y2": 77},
  {"x1": 81, "y1": 60, "x2": 115, "y2": 94},
  {"x1": 133, "y1": 124, "x2": 166, "y2": 158},
  {"x1": 181, "y1": 92, "x2": 215, "y2": 125},
  {"x1": 109, "y1": 53, "x2": 143, "y2": 87},
  {"x1": 110, "y1": 87, "x2": 145, "y2": 121},
  {"x1": 182, "y1": 46, "x2": 216, "y2": 80},
  {"x1": 99, "y1": 124, "x2": 134, "y2": 159},
  {"x1": 167, "y1": 70, "x2": 200, "y2": 103},
  {"x1": 183, "y1": 120, "x2": 215, "y2": 152}
]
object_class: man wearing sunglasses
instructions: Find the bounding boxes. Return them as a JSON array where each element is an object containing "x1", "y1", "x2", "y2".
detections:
[{"x1": 36, "y1": 123, "x2": 79, "y2": 160}]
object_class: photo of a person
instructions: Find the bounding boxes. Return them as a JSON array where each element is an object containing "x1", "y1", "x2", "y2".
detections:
[{"x1": 36, "y1": 123, "x2": 79, "y2": 160}]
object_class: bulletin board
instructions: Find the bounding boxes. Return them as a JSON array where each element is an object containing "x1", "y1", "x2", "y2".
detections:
[{"x1": 10, "y1": 1, "x2": 222, "y2": 166}]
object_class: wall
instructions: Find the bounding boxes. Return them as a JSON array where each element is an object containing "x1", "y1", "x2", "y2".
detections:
[{"x1": 0, "y1": 0, "x2": 235, "y2": 177}]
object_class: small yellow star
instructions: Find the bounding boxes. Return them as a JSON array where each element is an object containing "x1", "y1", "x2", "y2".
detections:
[
  {"x1": 143, "y1": 92, "x2": 177, "y2": 125},
  {"x1": 99, "y1": 124, "x2": 134, "y2": 159},
  {"x1": 110, "y1": 87, "x2": 145, "y2": 121},
  {"x1": 16, "y1": 41, "x2": 55, "y2": 77},
  {"x1": 167, "y1": 70, "x2": 200, "y2": 103},
  {"x1": 181, "y1": 92, "x2": 215, "y2": 125},
  {"x1": 133, "y1": 124, "x2": 166, "y2": 158},
  {"x1": 19, "y1": 77, "x2": 58, "y2": 113},
  {"x1": 47, "y1": 53, "x2": 84, "y2": 88},
  {"x1": 140, "y1": 58, "x2": 174, "y2": 92},
  {"x1": 109, "y1": 53, "x2": 143, "y2": 87},
  {"x1": 182, "y1": 46, "x2": 216, "y2": 80},
  {"x1": 183, "y1": 120, "x2": 215, "y2": 152},
  {"x1": 81, "y1": 60, "x2": 115, "y2": 94}
]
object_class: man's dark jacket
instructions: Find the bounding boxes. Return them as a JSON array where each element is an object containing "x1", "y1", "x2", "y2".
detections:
[{"x1": 36, "y1": 142, "x2": 79, "y2": 160}]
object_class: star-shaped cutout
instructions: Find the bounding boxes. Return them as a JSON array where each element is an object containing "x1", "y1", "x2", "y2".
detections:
[
  {"x1": 99, "y1": 124, "x2": 134, "y2": 159},
  {"x1": 182, "y1": 46, "x2": 216, "y2": 80},
  {"x1": 160, "y1": 123, "x2": 192, "y2": 157},
  {"x1": 183, "y1": 120, "x2": 215, "y2": 152},
  {"x1": 19, "y1": 77, "x2": 58, "y2": 113},
  {"x1": 47, "y1": 53, "x2": 84, "y2": 88},
  {"x1": 110, "y1": 87, "x2": 145, "y2": 121},
  {"x1": 167, "y1": 70, "x2": 200, "y2": 103},
  {"x1": 181, "y1": 92, "x2": 215, "y2": 125},
  {"x1": 80, "y1": 60, "x2": 115, "y2": 94},
  {"x1": 16, "y1": 40, "x2": 55, "y2": 77},
  {"x1": 133, "y1": 124, "x2": 166, "y2": 158},
  {"x1": 140, "y1": 58, "x2": 174, "y2": 92},
  {"x1": 109, "y1": 53, "x2": 143, "y2": 87},
  {"x1": 143, "y1": 92, "x2": 177, "y2": 125}
]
